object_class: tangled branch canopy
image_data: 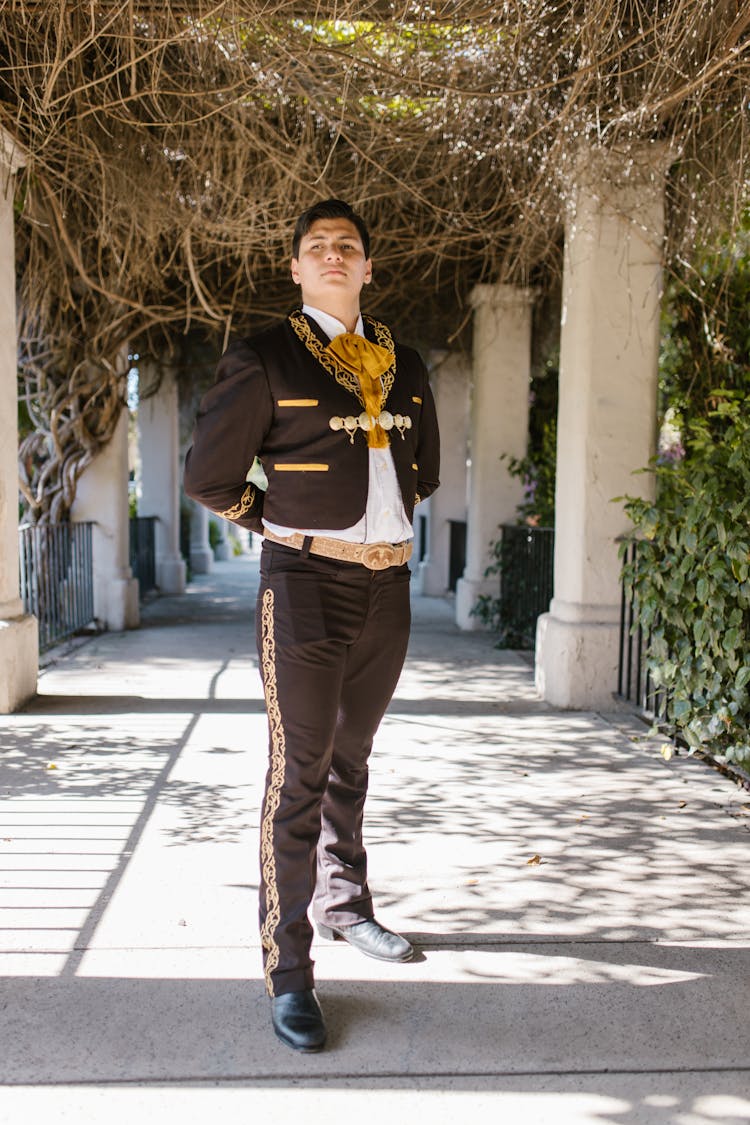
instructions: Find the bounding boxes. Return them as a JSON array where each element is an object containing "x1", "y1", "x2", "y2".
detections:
[{"x1": 1, "y1": 0, "x2": 748, "y2": 520}]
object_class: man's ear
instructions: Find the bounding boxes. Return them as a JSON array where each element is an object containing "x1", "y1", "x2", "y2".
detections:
[
  {"x1": 290, "y1": 258, "x2": 300, "y2": 285},
  {"x1": 364, "y1": 259, "x2": 373, "y2": 285}
]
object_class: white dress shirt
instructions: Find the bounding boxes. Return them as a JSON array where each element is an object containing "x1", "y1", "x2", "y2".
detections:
[{"x1": 263, "y1": 305, "x2": 413, "y2": 544}]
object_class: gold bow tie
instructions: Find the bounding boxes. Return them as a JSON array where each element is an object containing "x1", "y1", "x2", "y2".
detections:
[
  {"x1": 325, "y1": 333, "x2": 394, "y2": 449},
  {"x1": 325, "y1": 332, "x2": 393, "y2": 381}
]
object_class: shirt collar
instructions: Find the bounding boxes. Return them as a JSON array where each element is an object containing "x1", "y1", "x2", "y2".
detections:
[{"x1": 302, "y1": 304, "x2": 364, "y2": 342}]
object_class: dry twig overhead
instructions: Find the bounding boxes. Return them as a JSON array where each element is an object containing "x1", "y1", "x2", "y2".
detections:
[{"x1": 1, "y1": 1, "x2": 747, "y2": 519}]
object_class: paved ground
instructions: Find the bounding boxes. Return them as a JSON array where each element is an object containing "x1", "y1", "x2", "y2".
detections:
[{"x1": 1, "y1": 554, "x2": 749, "y2": 1124}]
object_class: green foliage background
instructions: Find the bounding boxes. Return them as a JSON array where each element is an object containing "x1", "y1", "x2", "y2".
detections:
[
  {"x1": 622, "y1": 218, "x2": 750, "y2": 767},
  {"x1": 622, "y1": 397, "x2": 750, "y2": 765}
]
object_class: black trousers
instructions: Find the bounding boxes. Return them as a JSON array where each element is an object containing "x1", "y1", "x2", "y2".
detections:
[{"x1": 255, "y1": 541, "x2": 411, "y2": 997}]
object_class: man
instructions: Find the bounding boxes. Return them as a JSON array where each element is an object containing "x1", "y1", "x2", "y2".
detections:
[{"x1": 184, "y1": 198, "x2": 440, "y2": 1052}]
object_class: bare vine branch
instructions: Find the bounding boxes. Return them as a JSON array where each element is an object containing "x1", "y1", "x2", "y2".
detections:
[{"x1": 0, "y1": 0, "x2": 747, "y2": 520}]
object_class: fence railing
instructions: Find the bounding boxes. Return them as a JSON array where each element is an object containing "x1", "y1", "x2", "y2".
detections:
[
  {"x1": 617, "y1": 538, "x2": 668, "y2": 720},
  {"x1": 18, "y1": 522, "x2": 95, "y2": 652},
  {"x1": 498, "y1": 524, "x2": 554, "y2": 648},
  {"x1": 129, "y1": 516, "x2": 156, "y2": 595},
  {"x1": 448, "y1": 519, "x2": 467, "y2": 592}
]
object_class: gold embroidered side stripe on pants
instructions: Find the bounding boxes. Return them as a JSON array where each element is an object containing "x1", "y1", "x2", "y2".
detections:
[{"x1": 259, "y1": 587, "x2": 286, "y2": 996}]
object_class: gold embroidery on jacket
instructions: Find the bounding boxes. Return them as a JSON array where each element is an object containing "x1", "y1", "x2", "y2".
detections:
[
  {"x1": 288, "y1": 311, "x2": 396, "y2": 408},
  {"x1": 219, "y1": 484, "x2": 255, "y2": 521},
  {"x1": 277, "y1": 398, "x2": 318, "y2": 407},
  {"x1": 259, "y1": 587, "x2": 286, "y2": 996},
  {"x1": 412, "y1": 396, "x2": 422, "y2": 405}
]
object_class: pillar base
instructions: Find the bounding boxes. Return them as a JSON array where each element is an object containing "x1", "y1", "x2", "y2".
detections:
[
  {"x1": 213, "y1": 541, "x2": 231, "y2": 562},
  {"x1": 0, "y1": 614, "x2": 38, "y2": 713},
  {"x1": 455, "y1": 576, "x2": 494, "y2": 631},
  {"x1": 416, "y1": 558, "x2": 448, "y2": 597},
  {"x1": 190, "y1": 546, "x2": 213, "y2": 574},
  {"x1": 104, "y1": 577, "x2": 140, "y2": 632},
  {"x1": 156, "y1": 555, "x2": 187, "y2": 594},
  {"x1": 535, "y1": 603, "x2": 621, "y2": 709},
  {"x1": 412, "y1": 559, "x2": 427, "y2": 596}
]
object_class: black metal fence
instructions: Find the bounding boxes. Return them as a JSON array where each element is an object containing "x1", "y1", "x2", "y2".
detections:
[
  {"x1": 18, "y1": 522, "x2": 95, "y2": 652},
  {"x1": 129, "y1": 516, "x2": 157, "y2": 595},
  {"x1": 498, "y1": 524, "x2": 554, "y2": 648},
  {"x1": 448, "y1": 519, "x2": 467, "y2": 592},
  {"x1": 617, "y1": 538, "x2": 668, "y2": 720}
]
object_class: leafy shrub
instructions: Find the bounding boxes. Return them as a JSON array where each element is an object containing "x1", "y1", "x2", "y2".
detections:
[
  {"x1": 500, "y1": 418, "x2": 557, "y2": 528},
  {"x1": 208, "y1": 518, "x2": 222, "y2": 549},
  {"x1": 472, "y1": 420, "x2": 557, "y2": 642},
  {"x1": 659, "y1": 230, "x2": 750, "y2": 419},
  {"x1": 621, "y1": 395, "x2": 750, "y2": 767}
]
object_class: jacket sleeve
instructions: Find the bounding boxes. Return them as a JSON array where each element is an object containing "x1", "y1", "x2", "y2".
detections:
[
  {"x1": 415, "y1": 369, "x2": 440, "y2": 505},
  {"x1": 183, "y1": 339, "x2": 274, "y2": 533}
]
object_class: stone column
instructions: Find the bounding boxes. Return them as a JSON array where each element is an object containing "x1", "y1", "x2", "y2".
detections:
[
  {"x1": 72, "y1": 405, "x2": 140, "y2": 631},
  {"x1": 189, "y1": 500, "x2": 213, "y2": 574},
  {"x1": 455, "y1": 284, "x2": 535, "y2": 629},
  {"x1": 211, "y1": 517, "x2": 231, "y2": 561},
  {"x1": 536, "y1": 143, "x2": 669, "y2": 709},
  {"x1": 138, "y1": 360, "x2": 187, "y2": 593},
  {"x1": 416, "y1": 351, "x2": 470, "y2": 596},
  {"x1": 0, "y1": 130, "x2": 37, "y2": 712}
]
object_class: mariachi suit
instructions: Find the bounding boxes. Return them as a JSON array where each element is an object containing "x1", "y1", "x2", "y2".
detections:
[{"x1": 184, "y1": 310, "x2": 440, "y2": 997}]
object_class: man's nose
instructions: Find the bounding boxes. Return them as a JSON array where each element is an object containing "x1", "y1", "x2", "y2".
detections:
[{"x1": 325, "y1": 245, "x2": 343, "y2": 260}]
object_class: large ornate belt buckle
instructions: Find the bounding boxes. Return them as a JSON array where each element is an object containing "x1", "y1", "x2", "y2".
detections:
[{"x1": 360, "y1": 543, "x2": 396, "y2": 570}]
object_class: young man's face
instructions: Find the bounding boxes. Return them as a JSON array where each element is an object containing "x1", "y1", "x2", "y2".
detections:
[{"x1": 291, "y1": 218, "x2": 372, "y2": 311}]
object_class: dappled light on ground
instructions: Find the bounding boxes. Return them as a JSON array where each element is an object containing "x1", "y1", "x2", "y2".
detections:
[{"x1": 1, "y1": 558, "x2": 749, "y2": 1117}]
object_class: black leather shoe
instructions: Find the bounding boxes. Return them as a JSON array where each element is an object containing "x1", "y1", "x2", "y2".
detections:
[
  {"x1": 271, "y1": 989, "x2": 326, "y2": 1052},
  {"x1": 317, "y1": 919, "x2": 414, "y2": 962}
]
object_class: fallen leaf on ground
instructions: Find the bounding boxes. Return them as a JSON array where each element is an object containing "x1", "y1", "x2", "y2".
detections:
[
  {"x1": 526, "y1": 854, "x2": 543, "y2": 865},
  {"x1": 46, "y1": 762, "x2": 57, "y2": 770}
]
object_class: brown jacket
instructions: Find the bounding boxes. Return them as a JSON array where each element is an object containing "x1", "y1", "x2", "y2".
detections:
[{"x1": 184, "y1": 311, "x2": 440, "y2": 534}]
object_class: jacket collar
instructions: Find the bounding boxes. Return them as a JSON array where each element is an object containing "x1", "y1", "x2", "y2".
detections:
[{"x1": 287, "y1": 309, "x2": 396, "y2": 407}]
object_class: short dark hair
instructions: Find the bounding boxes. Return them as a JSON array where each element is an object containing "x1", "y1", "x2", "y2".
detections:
[{"x1": 292, "y1": 198, "x2": 370, "y2": 259}]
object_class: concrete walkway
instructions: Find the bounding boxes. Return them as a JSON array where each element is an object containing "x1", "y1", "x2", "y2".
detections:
[{"x1": 1, "y1": 555, "x2": 749, "y2": 1124}]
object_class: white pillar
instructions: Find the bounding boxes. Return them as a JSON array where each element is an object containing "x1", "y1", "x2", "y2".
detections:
[
  {"x1": 0, "y1": 131, "x2": 37, "y2": 713},
  {"x1": 211, "y1": 517, "x2": 231, "y2": 561},
  {"x1": 72, "y1": 406, "x2": 140, "y2": 631},
  {"x1": 536, "y1": 143, "x2": 668, "y2": 709},
  {"x1": 189, "y1": 501, "x2": 213, "y2": 574},
  {"x1": 416, "y1": 351, "x2": 470, "y2": 596},
  {"x1": 138, "y1": 361, "x2": 187, "y2": 593},
  {"x1": 455, "y1": 284, "x2": 535, "y2": 629}
]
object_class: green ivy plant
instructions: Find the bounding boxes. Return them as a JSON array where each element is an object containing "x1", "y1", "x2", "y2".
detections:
[
  {"x1": 499, "y1": 418, "x2": 557, "y2": 529},
  {"x1": 472, "y1": 418, "x2": 556, "y2": 641},
  {"x1": 620, "y1": 394, "x2": 750, "y2": 767}
]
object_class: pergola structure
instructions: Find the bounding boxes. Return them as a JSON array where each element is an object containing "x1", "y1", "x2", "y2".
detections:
[{"x1": 0, "y1": 1, "x2": 748, "y2": 711}]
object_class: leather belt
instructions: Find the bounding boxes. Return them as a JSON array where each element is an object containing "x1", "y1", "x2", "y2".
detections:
[{"x1": 263, "y1": 529, "x2": 413, "y2": 570}]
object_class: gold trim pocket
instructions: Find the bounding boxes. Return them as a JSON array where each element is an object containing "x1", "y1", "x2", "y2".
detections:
[{"x1": 274, "y1": 463, "x2": 329, "y2": 472}]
